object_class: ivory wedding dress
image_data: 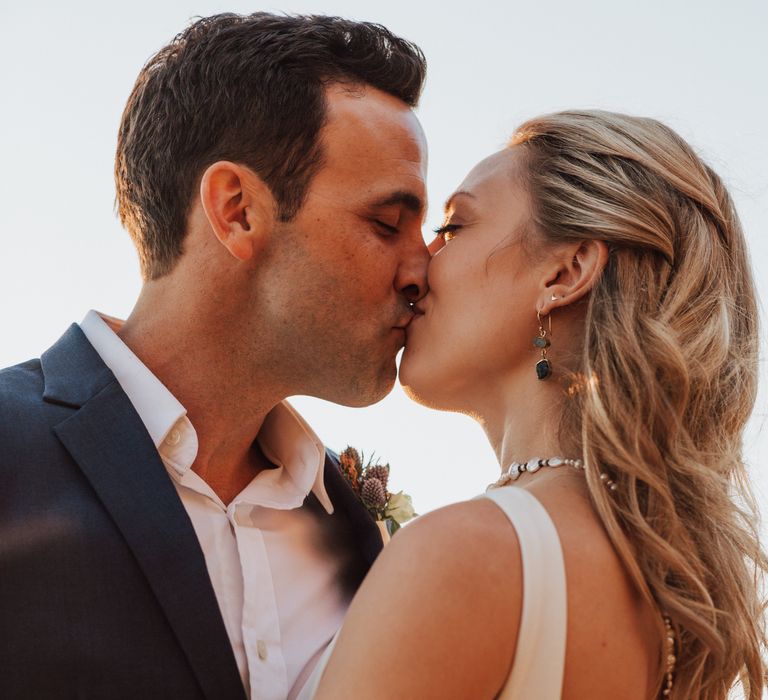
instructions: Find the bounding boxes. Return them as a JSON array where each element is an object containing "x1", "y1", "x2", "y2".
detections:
[{"x1": 297, "y1": 486, "x2": 567, "y2": 699}]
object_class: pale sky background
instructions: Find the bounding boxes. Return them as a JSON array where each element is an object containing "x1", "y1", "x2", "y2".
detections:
[{"x1": 1, "y1": 3, "x2": 767, "y2": 690}]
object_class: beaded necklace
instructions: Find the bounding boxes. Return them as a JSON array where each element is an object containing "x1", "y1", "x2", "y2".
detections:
[{"x1": 486, "y1": 456, "x2": 584, "y2": 490}]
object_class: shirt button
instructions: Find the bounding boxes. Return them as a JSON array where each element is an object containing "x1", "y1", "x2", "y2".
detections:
[
  {"x1": 256, "y1": 639, "x2": 268, "y2": 661},
  {"x1": 165, "y1": 429, "x2": 181, "y2": 446}
]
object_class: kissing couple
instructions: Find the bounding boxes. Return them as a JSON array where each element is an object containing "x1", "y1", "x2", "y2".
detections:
[{"x1": 1, "y1": 12, "x2": 764, "y2": 700}]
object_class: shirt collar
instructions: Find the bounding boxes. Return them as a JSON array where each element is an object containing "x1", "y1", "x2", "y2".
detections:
[
  {"x1": 80, "y1": 310, "x2": 185, "y2": 448},
  {"x1": 79, "y1": 310, "x2": 333, "y2": 513}
]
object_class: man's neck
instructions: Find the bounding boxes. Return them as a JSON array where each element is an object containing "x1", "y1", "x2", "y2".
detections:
[{"x1": 117, "y1": 297, "x2": 287, "y2": 504}]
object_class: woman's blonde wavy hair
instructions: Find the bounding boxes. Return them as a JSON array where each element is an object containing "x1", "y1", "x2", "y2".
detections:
[{"x1": 510, "y1": 110, "x2": 766, "y2": 699}]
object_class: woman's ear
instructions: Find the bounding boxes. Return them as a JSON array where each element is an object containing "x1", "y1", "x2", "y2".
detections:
[
  {"x1": 199, "y1": 161, "x2": 275, "y2": 262},
  {"x1": 535, "y1": 239, "x2": 609, "y2": 315}
]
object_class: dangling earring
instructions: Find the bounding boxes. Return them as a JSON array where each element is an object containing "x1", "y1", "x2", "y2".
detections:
[{"x1": 534, "y1": 310, "x2": 552, "y2": 380}]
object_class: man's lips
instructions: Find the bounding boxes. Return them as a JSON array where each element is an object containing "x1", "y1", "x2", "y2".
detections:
[
  {"x1": 392, "y1": 304, "x2": 425, "y2": 333},
  {"x1": 393, "y1": 312, "x2": 416, "y2": 330}
]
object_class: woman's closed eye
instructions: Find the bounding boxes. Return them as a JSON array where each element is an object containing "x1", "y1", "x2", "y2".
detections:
[{"x1": 433, "y1": 223, "x2": 463, "y2": 242}]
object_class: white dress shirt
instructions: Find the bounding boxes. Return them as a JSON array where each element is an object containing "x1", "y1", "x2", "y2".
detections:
[{"x1": 80, "y1": 310, "x2": 351, "y2": 700}]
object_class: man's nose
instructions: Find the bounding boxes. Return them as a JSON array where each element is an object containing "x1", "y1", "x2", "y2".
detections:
[{"x1": 395, "y1": 236, "x2": 430, "y2": 303}]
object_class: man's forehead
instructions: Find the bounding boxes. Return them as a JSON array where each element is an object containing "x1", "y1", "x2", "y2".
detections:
[
  {"x1": 313, "y1": 90, "x2": 426, "y2": 212},
  {"x1": 324, "y1": 82, "x2": 414, "y2": 119},
  {"x1": 322, "y1": 85, "x2": 426, "y2": 161}
]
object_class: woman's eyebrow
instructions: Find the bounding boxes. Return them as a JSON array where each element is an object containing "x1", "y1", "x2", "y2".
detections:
[{"x1": 443, "y1": 190, "x2": 476, "y2": 213}]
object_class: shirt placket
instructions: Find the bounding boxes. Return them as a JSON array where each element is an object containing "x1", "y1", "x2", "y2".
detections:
[{"x1": 228, "y1": 502, "x2": 288, "y2": 700}]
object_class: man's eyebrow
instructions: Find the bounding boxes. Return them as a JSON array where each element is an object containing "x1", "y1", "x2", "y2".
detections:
[
  {"x1": 371, "y1": 191, "x2": 425, "y2": 214},
  {"x1": 443, "y1": 190, "x2": 475, "y2": 213}
]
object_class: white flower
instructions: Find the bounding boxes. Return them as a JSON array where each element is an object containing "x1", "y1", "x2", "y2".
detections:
[{"x1": 385, "y1": 491, "x2": 416, "y2": 525}]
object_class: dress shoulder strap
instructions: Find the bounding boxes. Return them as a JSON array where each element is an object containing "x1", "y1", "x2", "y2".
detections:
[{"x1": 482, "y1": 487, "x2": 567, "y2": 700}]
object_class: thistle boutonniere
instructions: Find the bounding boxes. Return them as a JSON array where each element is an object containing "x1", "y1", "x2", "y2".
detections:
[{"x1": 338, "y1": 446, "x2": 417, "y2": 539}]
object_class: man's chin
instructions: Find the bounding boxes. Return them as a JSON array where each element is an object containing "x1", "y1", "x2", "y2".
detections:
[
  {"x1": 317, "y1": 360, "x2": 397, "y2": 408},
  {"x1": 354, "y1": 366, "x2": 397, "y2": 407}
]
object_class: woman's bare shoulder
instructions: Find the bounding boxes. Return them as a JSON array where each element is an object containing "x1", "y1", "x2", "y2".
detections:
[
  {"x1": 314, "y1": 497, "x2": 523, "y2": 700},
  {"x1": 388, "y1": 497, "x2": 525, "y2": 618},
  {"x1": 406, "y1": 496, "x2": 522, "y2": 553}
]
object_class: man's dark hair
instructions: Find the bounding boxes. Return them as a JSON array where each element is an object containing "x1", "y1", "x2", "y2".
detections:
[{"x1": 114, "y1": 12, "x2": 427, "y2": 280}]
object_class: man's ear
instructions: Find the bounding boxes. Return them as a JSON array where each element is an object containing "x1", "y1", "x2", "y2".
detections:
[
  {"x1": 535, "y1": 239, "x2": 609, "y2": 315},
  {"x1": 199, "y1": 161, "x2": 275, "y2": 262}
]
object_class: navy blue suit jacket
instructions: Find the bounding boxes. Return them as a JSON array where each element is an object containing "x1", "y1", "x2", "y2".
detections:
[{"x1": 0, "y1": 325, "x2": 383, "y2": 700}]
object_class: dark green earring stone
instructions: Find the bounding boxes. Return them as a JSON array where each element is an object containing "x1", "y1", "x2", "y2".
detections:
[{"x1": 536, "y1": 358, "x2": 552, "y2": 380}]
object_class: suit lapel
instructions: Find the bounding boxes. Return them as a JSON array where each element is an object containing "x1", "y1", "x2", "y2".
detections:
[
  {"x1": 322, "y1": 450, "x2": 385, "y2": 572},
  {"x1": 43, "y1": 326, "x2": 246, "y2": 700}
]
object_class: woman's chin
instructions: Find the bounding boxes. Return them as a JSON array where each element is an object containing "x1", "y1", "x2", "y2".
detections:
[
  {"x1": 401, "y1": 380, "x2": 466, "y2": 414},
  {"x1": 398, "y1": 351, "x2": 431, "y2": 406},
  {"x1": 399, "y1": 380, "x2": 420, "y2": 403},
  {"x1": 399, "y1": 353, "x2": 457, "y2": 412}
]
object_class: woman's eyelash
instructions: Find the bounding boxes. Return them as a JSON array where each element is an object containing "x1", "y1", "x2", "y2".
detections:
[{"x1": 433, "y1": 223, "x2": 462, "y2": 240}]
